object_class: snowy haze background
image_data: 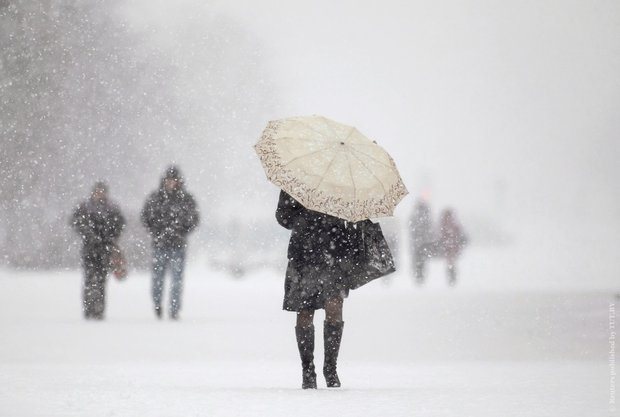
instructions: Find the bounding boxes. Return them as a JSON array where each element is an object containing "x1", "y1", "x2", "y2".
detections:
[
  {"x1": 203, "y1": 0, "x2": 620, "y2": 290},
  {"x1": 2, "y1": 0, "x2": 618, "y2": 289}
]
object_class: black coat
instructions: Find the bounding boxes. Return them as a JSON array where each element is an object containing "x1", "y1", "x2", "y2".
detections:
[
  {"x1": 71, "y1": 198, "x2": 125, "y2": 257},
  {"x1": 141, "y1": 186, "x2": 199, "y2": 249},
  {"x1": 276, "y1": 190, "x2": 362, "y2": 279}
]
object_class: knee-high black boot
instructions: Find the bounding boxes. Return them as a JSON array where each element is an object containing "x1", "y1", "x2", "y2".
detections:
[
  {"x1": 295, "y1": 325, "x2": 317, "y2": 389},
  {"x1": 323, "y1": 320, "x2": 344, "y2": 388}
]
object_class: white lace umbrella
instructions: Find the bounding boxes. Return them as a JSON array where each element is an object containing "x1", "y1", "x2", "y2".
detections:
[{"x1": 255, "y1": 115, "x2": 408, "y2": 222}]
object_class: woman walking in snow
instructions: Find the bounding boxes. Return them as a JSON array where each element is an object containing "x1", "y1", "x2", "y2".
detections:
[
  {"x1": 257, "y1": 116, "x2": 406, "y2": 389},
  {"x1": 276, "y1": 190, "x2": 364, "y2": 389}
]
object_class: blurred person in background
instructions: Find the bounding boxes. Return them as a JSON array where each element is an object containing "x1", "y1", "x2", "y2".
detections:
[
  {"x1": 71, "y1": 181, "x2": 125, "y2": 320},
  {"x1": 438, "y1": 208, "x2": 468, "y2": 286},
  {"x1": 141, "y1": 165, "x2": 199, "y2": 320},
  {"x1": 409, "y1": 198, "x2": 434, "y2": 284}
]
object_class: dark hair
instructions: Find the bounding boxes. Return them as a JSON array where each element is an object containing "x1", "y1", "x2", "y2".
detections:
[
  {"x1": 92, "y1": 181, "x2": 108, "y2": 193},
  {"x1": 164, "y1": 165, "x2": 182, "y2": 181}
]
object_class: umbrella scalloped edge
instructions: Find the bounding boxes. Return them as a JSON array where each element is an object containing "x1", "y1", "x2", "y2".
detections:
[{"x1": 255, "y1": 120, "x2": 409, "y2": 222}]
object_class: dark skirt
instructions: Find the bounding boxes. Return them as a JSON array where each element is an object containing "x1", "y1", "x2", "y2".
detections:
[{"x1": 282, "y1": 261, "x2": 350, "y2": 312}]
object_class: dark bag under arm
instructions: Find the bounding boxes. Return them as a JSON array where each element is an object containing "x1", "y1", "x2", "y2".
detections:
[{"x1": 348, "y1": 220, "x2": 396, "y2": 289}]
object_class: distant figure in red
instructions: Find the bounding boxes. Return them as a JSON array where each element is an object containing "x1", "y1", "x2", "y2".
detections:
[{"x1": 438, "y1": 209, "x2": 467, "y2": 286}]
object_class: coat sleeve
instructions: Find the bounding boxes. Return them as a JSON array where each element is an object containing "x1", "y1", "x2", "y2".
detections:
[
  {"x1": 182, "y1": 194, "x2": 199, "y2": 233},
  {"x1": 275, "y1": 190, "x2": 303, "y2": 230},
  {"x1": 71, "y1": 204, "x2": 93, "y2": 240},
  {"x1": 458, "y1": 227, "x2": 468, "y2": 247},
  {"x1": 110, "y1": 205, "x2": 126, "y2": 241},
  {"x1": 141, "y1": 195, "x2": 156, "y2": 234},
  {"x1": 70, "y1": 205, "x2": 82, "y2": 231}
]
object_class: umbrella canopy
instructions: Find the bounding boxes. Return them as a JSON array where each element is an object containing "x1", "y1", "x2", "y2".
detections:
[{"x1": 255, "y1": 115, "x2": 408, "y2": 222}]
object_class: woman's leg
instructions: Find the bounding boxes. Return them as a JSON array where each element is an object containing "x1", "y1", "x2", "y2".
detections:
[
  {"x1": 296, "y1": 309, "x2": 315, "y2": 328},
  {"x1": 324, "y1": 297, "x2": 343, "y2": 323},
  {"x1": 323, "y1": 297, "x2": 344, "y2": 387},
  {"x1": 295, "y1": 309, "x2": 317, "y2": 389}
]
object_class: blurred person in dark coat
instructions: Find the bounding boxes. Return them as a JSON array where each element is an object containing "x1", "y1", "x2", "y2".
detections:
[
  {"x1": 141, "y1": 165, "x2": 199, "y2": 320},
  {"x1": 438, "y1": 208, "x2": 467, "y2": 285},
  {"x1": 409, "y1": 198, "x2": 434, "y2": 284},
  {"x1": 276, "y1": 190, "x2": 367, "y2": 389},
  {"x1": 71, "y1": 182, "x2": 125, "y2": 320}
]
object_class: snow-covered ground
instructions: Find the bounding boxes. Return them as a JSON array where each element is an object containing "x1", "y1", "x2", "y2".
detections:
[{"x1": 0, "y1": 262, "x2": 615, "y2": 417}]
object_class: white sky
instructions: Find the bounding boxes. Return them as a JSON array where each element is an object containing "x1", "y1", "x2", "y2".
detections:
[
  {"x1": 125, "y1": 0, "x2": 620, "y2": 287},
  {"x1": 211, "y1": 0, "x2": 618, "y2": 210}
]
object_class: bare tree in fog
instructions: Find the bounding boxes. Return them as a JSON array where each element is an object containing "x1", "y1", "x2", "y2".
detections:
[
  {"x1": 0, "y1": 0, "x2": 178, "y2": 267},
  {"x1": 0, "y1": 0, "x2": 275, "y2": 268}
]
